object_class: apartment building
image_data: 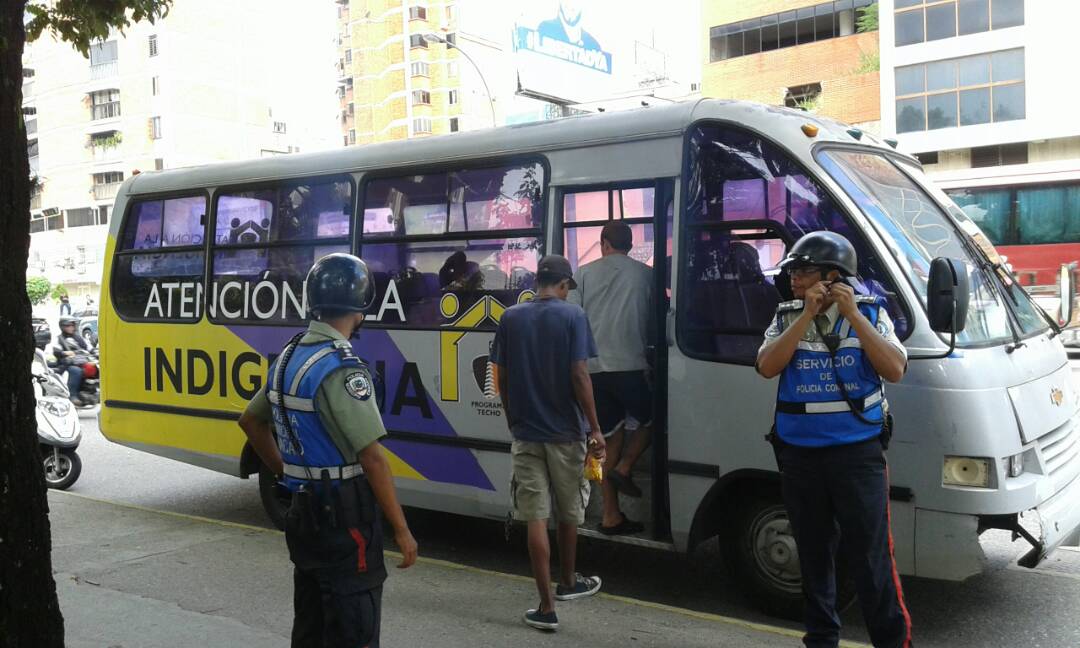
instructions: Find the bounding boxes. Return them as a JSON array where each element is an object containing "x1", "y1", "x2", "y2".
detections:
[
  {"x1": 703, "y1": 0, "x2": 882, "y2": 130},
  {"x1": 880, "y1": 0, "x2": 1080, "y2": 288},
  {"x1": 24, "y1": 0, "x2": 334, "y2": 304}
]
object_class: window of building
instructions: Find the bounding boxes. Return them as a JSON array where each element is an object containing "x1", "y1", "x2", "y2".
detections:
[
  {"x1": 89, "y1": 40, "x2": 118, "y2": 66},
  {"x1": 90, "y1": 89, "x2": 121, "y2": 120},
  {"x1": 895, "y1": 0, "x2": 1023, "y2": 47},
  {"x1": 273, "y1": 121, "x2": 287, "y2": 134},
  {"x1": 359, "y1": 161, "x2": 545, "y2": 328},
  {"x1": 152, "y1": 76, "x2": 160, "y2": 96},
  {"x1": 447, "y1": 61, "x2": 459, "y2": 77},
  {"x1": 27, "y1": 138, "x2": 39, "y2": 158},
  {"x1": 410, "y1": 61, "x2": 431, "y2": 77},
  {"x1": 207, "y1": 177, "x2": 353, "y2": 325},
  {"x1": 409, "y1": 34, "x2": 428, "y2": 48},
  {"x1": 155, "y1": 158, "x2": 164, "y2": 171},
  {"x1": 412, "y1": 90, "x2": 431, "y2": 105},
  {"x1": 445, "y1": 32, "x2": 457, "y2": 46},
  {"x1": 408, "y1": 5, "x2": 427, "y2": 20},
  {"x1": 32, "y1": 208, "x2": 65, "y2": 233},
  {"x1": 445, "y1": 4, "x2": 457, "y2": 24},
  {"x1": 895, "y1": 48, "x2": 1024, "y2": 133},
  {"x1": 88, "y1": 130, "x2": 121, "y2": 149},
  {"x1": 784, "y1": 83, "x2": 822, "y2": 109},
  {"x1": 348, "y1": 129, "x2": 356, "y2": 145},
  {"x1": 23, "y1": 68, "x2": 34, "y2": 79},
  {"x1": 413, "y1": 117, "x2": 432, "y2": 133},
  {"x1": 67, "y1": 208, "x2": 97, "y2": 228},
  {"x1": 971, "y1": 143, "x2": 1028, "y2": 168},
  {"x1": 148, "y1": 34, "x2": 158, "y2": 57},
  {"x1": 449, "y1": 117, "x2": 460, "y2": 132},
  {"x1": 448, "y1": 89, "x2": 458, "y2": 105},
  {"x1": 709, "y1": 1, "x2": 874, "y2": 62},
  {"x1": 344, "y1": 48, "x2": 352, "y2": 64},
  {"x1": 150, "y1": 116, "x2": 162, "y2": 139},
  {"x1": 112, "y1": 195, "x2": 208, "y2": 322},
  {"x1": 916, "y1": 151, "x2": 940, "y2": 165},
  {"x1": 92, "y1": 171, "x2": 124, "y2": 200}
]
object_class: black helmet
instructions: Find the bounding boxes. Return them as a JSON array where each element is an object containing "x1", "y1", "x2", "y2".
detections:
[
  {"x1": 780, "y1": 231, "x2": 858, "y2": 277},
  {"x1": 59, "y1": 316, "x2": 78, "y2": 327},
  {"x1": 305, "y1": 253, "x2": 375, "y2": 319}
]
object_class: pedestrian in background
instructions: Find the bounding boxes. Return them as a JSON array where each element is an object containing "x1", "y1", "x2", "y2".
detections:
[
  {"x1": 59, "y1": 294, "x2": 70, "y2": 315},
  {"x1": 756, "y1": 232, "x2": 911, "y2": 648},
  {"x1": 239, "y1": 253, "x2": 417, "y2": 648},
  {"x1": 492, "y1": 254, "x2": 606, "y2": 632}
]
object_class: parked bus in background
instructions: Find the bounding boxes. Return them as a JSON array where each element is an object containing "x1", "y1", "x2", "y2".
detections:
[
  {"x1": 97, "y1": 99, "x2": 1080, "y2": 619},
  {"x1": 945, "y1": 180, "x2": 1080, "y2": 340}
]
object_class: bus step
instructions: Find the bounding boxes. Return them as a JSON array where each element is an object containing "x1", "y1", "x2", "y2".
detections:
[{"x1": 577, "y1": 525, "x2": 675, "y2": 551}]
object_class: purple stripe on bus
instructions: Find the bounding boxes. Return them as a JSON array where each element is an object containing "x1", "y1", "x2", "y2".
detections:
[{"x1": 226, "y1": 324, "x2": 496, "y2": 491}]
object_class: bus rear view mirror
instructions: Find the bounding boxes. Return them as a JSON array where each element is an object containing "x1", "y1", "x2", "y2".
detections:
[
  {"x1": 928, "y1": 257, "x2": 969, "y2": 334},
  {"x1": 1058, "y1": 263, "x2": 1075, "y2": 327}
]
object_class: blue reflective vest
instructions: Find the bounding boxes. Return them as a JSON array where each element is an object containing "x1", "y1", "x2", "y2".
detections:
[
  {"x1": 267, "y1": 337, "x2": 371, "y2": 493},
  {"x1": 774, "y1": 299, "x2": 886, "y2": 448}
]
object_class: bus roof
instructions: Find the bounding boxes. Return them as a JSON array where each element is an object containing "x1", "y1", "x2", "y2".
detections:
[{"x1": 122, "y1": 98, "x2": 903, "y2": 197}]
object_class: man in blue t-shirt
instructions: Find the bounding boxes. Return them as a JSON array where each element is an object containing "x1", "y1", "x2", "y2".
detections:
[{"x1": 491, "y1": 254, "x2": 606, "y2": 633}]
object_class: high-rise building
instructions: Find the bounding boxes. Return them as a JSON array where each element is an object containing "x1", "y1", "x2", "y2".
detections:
[
  {"x1": 702, "y1": 0, "x2": 882, "y2": 130},
  {"x1": 24, "y1": 0, "x2": 336, "y2": 306}
]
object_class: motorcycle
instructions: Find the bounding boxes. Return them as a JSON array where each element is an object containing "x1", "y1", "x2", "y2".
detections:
[
  {"x1": 32, "y1": 349, "x2": 84, "y2": 489},
  {"x1": 49, "y1": 344, "x2": 100, "y2": 408}
]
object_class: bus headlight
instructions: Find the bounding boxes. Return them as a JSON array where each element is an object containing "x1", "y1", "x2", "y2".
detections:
[
  {"x1": 943, "y1": 456, "x2": 991, "y2": 488},
  {"x1": 1007, "y1": 453, "x2": 1025, "y2": 478}
]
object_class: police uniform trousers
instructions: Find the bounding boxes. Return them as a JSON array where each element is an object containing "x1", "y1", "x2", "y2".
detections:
[
  {"x1": 780, "y1": 438, "x2": 913, "y2": 648},
  {"x1": 284, "y1": 481, "x2": 386, "y2": 648}
]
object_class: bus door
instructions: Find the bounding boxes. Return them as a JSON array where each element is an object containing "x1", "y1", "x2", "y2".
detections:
[{"x1": 556, "y1": 179, "x2": 676, "y2": 540}]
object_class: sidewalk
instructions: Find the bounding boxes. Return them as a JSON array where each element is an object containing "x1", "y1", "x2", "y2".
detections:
[{"x1": 49, "y1": 490, "x2": 862, "y2": 647}]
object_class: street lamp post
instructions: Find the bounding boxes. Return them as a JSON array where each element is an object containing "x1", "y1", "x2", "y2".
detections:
[{"x1": 423, "y1": 33, "x2": 496, "y2": 129}]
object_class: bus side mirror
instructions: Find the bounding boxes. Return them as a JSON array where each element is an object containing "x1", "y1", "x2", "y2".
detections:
[
  {"x1": 1059, "y1": 263, "x2": 1075, "y2": 327},
  {"x1": 927, "y1": 257, "x2": 969, "y2": 333}
]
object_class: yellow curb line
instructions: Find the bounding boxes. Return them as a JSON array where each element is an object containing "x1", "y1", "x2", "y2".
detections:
[{"x1": 51, "y1": 490, "x2": 870, "y2": 647}]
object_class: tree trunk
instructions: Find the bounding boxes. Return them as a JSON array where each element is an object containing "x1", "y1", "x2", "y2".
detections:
[{"x1": 0, "y1": 2, "x2": 66, "y2": 646}]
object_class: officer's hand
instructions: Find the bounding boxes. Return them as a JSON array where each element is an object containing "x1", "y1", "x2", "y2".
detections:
[
  {"x1": 395, "y1": 528, "x2": 418, "y2": 569},
  {"x1": 829, "y1": 281, "x2": 858, "y2": 319},
  {"x1": 588, "y1": 430, "x2": 606, "y2": 463},
  {"x1": 803, "y1": 282, "x2": 829, "y2": 317}
]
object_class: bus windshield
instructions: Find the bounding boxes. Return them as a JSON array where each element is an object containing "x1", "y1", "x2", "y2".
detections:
[{"x1": 818, "y1": 149, "x2": 1049, "y2": 345}]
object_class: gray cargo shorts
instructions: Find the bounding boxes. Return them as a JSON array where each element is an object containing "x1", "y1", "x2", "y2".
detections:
[{"x1": 510, "y1": 439, "x2": 590, "y2": 524}]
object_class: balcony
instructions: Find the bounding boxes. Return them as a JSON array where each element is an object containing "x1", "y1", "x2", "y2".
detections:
[
  {"x1": 91, "y1": 101, "x2": 121, "y2": 121},
  {"x1": 26, "y1": 118, "x2": 37, "y2": 136},
  {"x1": 93, "y1": 182, "x2": 121, "y2": 200},
  {"x1": 30, "y1": 193, "x2": 41, "y2": 210},
  {"x1": 90, "y1": 60, "x2": 118, "y2": 80}
]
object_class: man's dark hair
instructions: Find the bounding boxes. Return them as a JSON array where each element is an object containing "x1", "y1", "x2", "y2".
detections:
[{"x1": 601, "y1": 222, "x2": 633, "y2": 253}]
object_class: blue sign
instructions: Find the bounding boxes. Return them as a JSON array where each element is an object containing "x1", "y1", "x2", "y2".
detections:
[{"x1": 514, "y1": 3, "x2": 612, "y2": 75}]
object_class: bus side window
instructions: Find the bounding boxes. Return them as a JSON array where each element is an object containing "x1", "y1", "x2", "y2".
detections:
[{"x1": 679, "y1": 123, "x2": 909, "y2": 364}]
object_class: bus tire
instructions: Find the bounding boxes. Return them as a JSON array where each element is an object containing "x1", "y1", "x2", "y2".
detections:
[
  {"x1": 720, "y1": 495, "x2": 856, "y2": 621},
  {"x1": 258, "y1": 462, "x2": 290, "y2": 530}
]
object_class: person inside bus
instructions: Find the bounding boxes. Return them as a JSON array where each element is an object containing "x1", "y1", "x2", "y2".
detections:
[
  {"x1": 756, "y1": 231, "x2": 912, "y2": 648},
  {"x1": 237, "y1": 253, "x2": 418, "y2": 647},
  {"x1": 491, "y1": 254, "x2": 606, "y2": 631},
  {"x1": 568, "y1": 222, "x2": 654, "y2": 535}
]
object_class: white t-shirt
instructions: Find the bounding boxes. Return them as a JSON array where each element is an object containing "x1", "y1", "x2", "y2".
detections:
[{"x1": 569, "y1": 254, "x2": 654, "y2": 373}]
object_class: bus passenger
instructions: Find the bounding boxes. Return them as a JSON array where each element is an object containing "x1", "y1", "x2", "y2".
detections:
[
  {"x1": 756, "y1": 232, "x2": 912, "y2": 648},
  {"x1": 238, "y1": 253, "x2": 417, "y2": 648},
  {"x1": 491, "y1": 254, "x2": 606, "y2": 632},
  {"x1": 569, "y1": 222, "x2": 654, "y2": 535}
]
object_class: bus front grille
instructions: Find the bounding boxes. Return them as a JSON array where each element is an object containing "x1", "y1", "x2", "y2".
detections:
[{"x1": 1040, "y1": 419, "x2": 1079, "y2": 478}]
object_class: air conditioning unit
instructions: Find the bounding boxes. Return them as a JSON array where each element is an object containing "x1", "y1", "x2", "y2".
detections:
[{"x1": 42, "y1": 206, "x2": 59, "y2": 217}]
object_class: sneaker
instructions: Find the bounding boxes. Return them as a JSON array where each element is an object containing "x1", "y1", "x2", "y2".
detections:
[
  {"x1": 523, "y1": 607, "x2": 558, "y2": 631},
  {"x1": 554, "y1": 573, "x2": 601, "y2": 601}
]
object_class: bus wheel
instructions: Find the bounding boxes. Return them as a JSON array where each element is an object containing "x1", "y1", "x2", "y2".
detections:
[
  {"x1": 720, "y1": 496, "x2": 855, "y2": 621},
  {"x1": 258, "y1": 462, "x2": 290, "y2": 530}
]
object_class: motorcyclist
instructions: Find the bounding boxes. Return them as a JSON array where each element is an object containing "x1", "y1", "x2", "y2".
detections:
[{"x1": 56, "y1": 316, "x2": 90, "y2": 405}]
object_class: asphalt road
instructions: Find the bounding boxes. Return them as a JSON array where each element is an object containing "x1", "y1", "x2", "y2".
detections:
[{"x1": 56, "y1": 403, "x2": 1080, "y2": 648}]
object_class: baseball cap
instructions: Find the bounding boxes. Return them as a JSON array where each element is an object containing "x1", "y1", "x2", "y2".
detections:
[{"x1": 537, "y1": 254, "x2": 577, "y2": 289}]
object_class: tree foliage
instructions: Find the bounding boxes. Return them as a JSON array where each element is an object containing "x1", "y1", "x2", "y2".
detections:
[
  {"x1": 25, "y1": 0, "x2": 171, "y2": 56},
  {"x1": 50, "y1": 283, "x2": 68, "y2": 301},
  {"x1": 856, "y1": 2, "x2": 879, "y2": 33},
  {"x1": 26, "y1": 276, "x2": 50, "y2": 305}
]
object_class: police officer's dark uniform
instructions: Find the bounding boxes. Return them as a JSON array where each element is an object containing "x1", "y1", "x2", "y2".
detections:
[
  {"x1": 243, "y1": 254, "x2": 390, "y2": 647},
  {"x1": 758, "y1": 232, "x2": 913, "y2": 648}
]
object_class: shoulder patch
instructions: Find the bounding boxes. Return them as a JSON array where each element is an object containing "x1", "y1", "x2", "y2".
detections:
[
  {"x1": 344, "y1": 370, "x2": 372, "y2": 401},
  {"x1": 777, "y1": 299, "x2": 804, "y2": 313}
]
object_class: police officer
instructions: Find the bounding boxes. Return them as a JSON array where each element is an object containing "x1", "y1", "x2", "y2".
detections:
[
  {"x1": 239, "y1": 253, "x2": 418, "y2": 648},
  {"x1": 756, "y1": 232, "x2": 912, "y2": 648}
]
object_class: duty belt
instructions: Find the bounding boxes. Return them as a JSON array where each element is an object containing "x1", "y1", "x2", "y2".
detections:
[
  {"x1": 282, "y1": 463, "x2": 365, "y2": 480},
  {"x1": 776, "y1": 389, "x2": 884, "y2": 415}
]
